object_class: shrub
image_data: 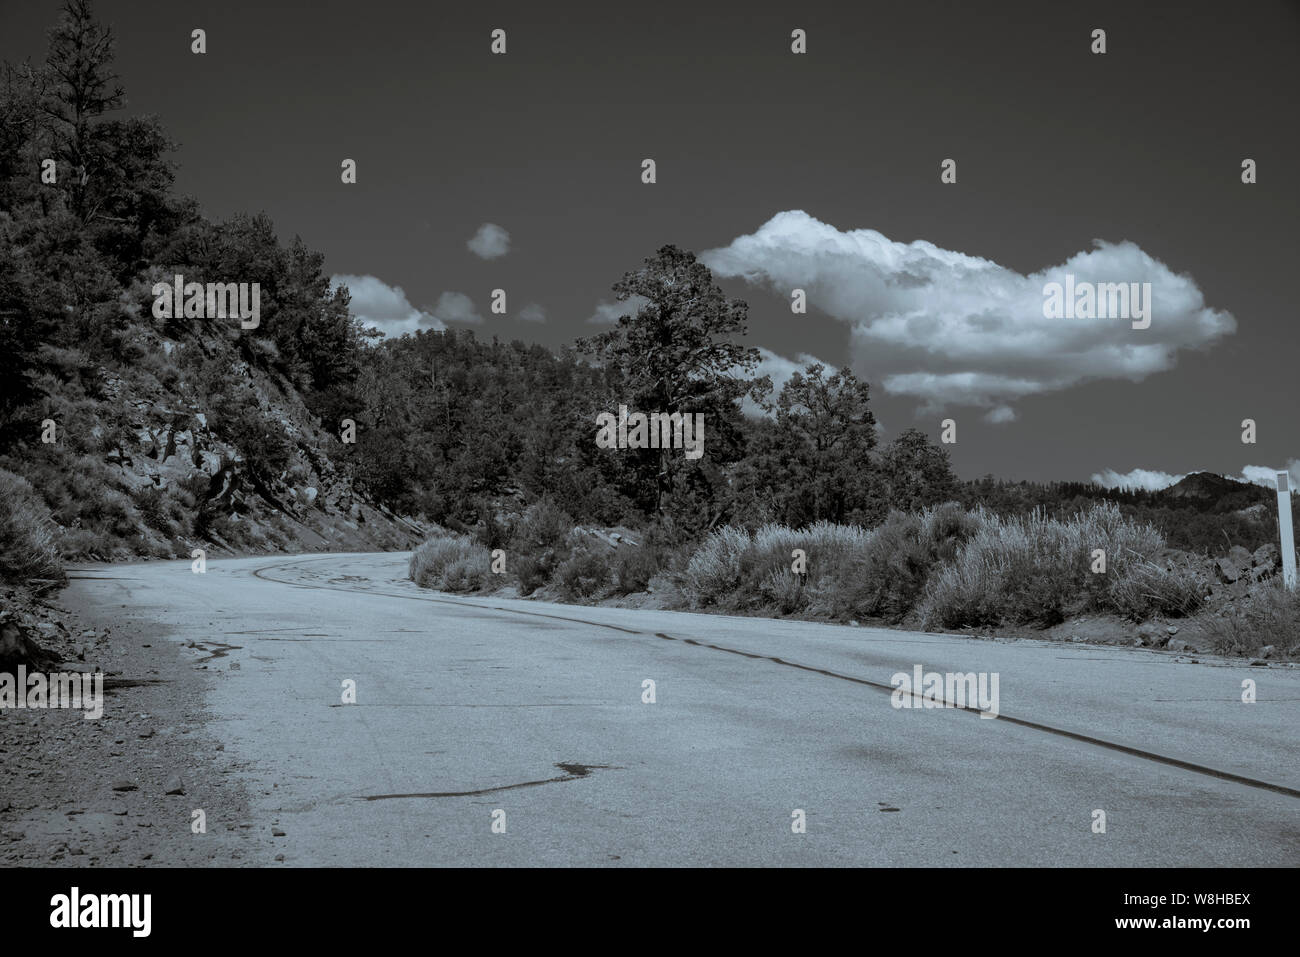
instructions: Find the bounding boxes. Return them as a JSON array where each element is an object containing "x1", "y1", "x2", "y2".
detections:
[
  {"x1": 511, "y1": 498, "x2": 572, "y2": 553},
  {"x1": 137, "y1": 349, "x2": 182, "y2": 391},
  {"x1": 513, "y1": 553, "x2": 551, "y2": 596},
  {"x1": 500, "y1": 499, "x2": 577, "y2": 594},
  {"x1": 919, "y1": 501, "x2": 982, "y2": 562},
  {"x1": 680, "y1": 526, "x2": 752, "y2": 607},
  {"x1": 920, "y1": 510, "x2": 1078, "y2": 628},
  {"x1": 614, "y1": 546, "x2": 661, "y2": 594},
  {"x1": 210, "y1": 385, "x2": 293, "y2": 482},
  {"x1": 791, "y1": 505, "x2": 973, "y2": 623},
  {"x1": 475, "y1": 507, "x2": 511, "y2": 551},
  {"x1": 198, "y1": 511, "x2": 252, "y2": 551},
  {"x1": 918, "y1": 502, "x2": 1183, "y2": 629},
  {"x1": 760, "y1": 566, "x2": 807, "y2": 615},
  {"x1": 1197, "y1": 581, "x2": 1300, "y2": 656},
  {"x1": 681, "y1": 521, "x2": 872, "y2": 612},
  {"x1": 1107, "y1": 556, "x2": 1208, "y2": 620},
  {"x1": 0, "y1": 469, "x2": 64, "y2": 583},
  {"x1": 227, "y1": 410, "x2": 292, "y2": 481},
  {"x1": 56, "y1": 527, "x2": 115, "y2": 562},
  {"x1": 133, "y1": 485, "x2": 172, "y2": 532},
  {"x1": 179, "y1": 471, "x2": 214, "y2": 503},
  {"x1": 440, "y1": 553, "x2": 491, "y2": 593},
  {"x1": 408, "y1": 531, "x2": 486, "y2": 591},
  {"x1": 555, "y1": 546, "x2": 611, "y2": 602}
]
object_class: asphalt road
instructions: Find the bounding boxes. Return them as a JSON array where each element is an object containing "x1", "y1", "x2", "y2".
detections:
[{"x1": 63, "y1": 552, "x2": 1300, "y2": 866}]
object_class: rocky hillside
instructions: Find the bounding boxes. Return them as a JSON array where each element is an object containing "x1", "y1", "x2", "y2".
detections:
[
  {"x1": 0, "y1": 2, "x2": 430, "y2": 582},
  {"x1": 70, "y1": 345, "x2": 425, "y2": 561},
  {"x1": 0, "y1": 307, "x2": 425, "y2": 570}
]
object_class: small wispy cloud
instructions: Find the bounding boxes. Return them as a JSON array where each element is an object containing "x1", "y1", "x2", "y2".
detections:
[
  {"x1": 587, "y1": 295, "x2": 650, "y2": 324},
  {"x1": 431, "y1": 291, "x2": 482, "y2": 324},
  {"x1": 467, "y1": 223, "x2": 510, "y2": 260}
]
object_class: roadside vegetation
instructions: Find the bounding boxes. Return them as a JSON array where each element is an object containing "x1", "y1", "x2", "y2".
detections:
[{"x1": 408, "y1": 499, "x2": 1298, "y2": 657}]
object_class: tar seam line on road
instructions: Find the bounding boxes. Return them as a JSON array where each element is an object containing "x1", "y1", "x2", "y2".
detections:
[
  {"x1": 251, "y1": 557, "x2": 1300, "y2": 801},
  {"x1": 651, "y1": 632, "x2": 1300, "y2": 799}
]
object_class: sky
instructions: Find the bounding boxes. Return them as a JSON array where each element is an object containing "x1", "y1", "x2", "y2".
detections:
[{"x1": 2, "y1": 0, "x2": 1297, "y2": 485}]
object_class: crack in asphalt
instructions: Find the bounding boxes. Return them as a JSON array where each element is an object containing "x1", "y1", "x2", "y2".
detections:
[
  {"x1": 361, "y1": 762, "x2": 622, "y2": 800},
  {"x1": 190, "y1": 640, "x2": 242, "y2": 663},
  {"x1": 253, "y1": 557, "x2": 1300, "y2": 801}
]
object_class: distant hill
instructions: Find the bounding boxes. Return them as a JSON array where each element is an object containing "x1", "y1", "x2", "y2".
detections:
[
  {"x1": 1164, "y1": 471, "x2": 1253, "y2": 500},
  {"x1": 959, "y1": 470, "x2": 1294, "y2": 557}
]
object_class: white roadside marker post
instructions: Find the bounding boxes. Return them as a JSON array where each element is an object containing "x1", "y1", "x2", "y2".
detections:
[{"x1": 1278, "y1": 472, "x2": 1297, "y2": 591}]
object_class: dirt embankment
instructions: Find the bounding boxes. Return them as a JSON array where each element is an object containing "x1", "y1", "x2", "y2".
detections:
[{"x1": 0, "y1": 585, "x2": 276, "y2": 866}]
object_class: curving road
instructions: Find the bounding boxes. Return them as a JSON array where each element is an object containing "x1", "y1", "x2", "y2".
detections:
[{"x1": 63, "y1": 552, "x2": 1300, "y2": 866}]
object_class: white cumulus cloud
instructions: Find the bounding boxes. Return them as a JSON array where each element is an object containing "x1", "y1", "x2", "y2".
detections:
[
  {"x1": 700, "y1": 210, "x2": 1236, "y2": 418},
  {"x1": 517, "y1": 303, "x2": 546, "y2": 323},
  {"x1": 330, "y1": 274, "x2": 444, "y2": 338},
  {"x1": 1091, "y1": 468, "x2": 1186, "y2": 492},
  {"x1": 1240, "y1": 459, "x2": 1300, "y2": 489}
]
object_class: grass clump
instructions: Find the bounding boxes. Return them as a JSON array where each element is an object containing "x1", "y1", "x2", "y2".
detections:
[
  {"x1": 0, "y1": 468, "x2": 64, "y2": 583},
  {"x1": 1198, "y1": 581, "x2": 1299, "y2": 656}
]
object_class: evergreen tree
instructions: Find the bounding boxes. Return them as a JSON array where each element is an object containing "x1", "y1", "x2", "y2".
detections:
[{"x1": 578, "y1": 245, "x2": 765, "y2": 525}]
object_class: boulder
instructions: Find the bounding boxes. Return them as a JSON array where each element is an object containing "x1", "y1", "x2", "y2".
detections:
[
  {"x1": 1251, "y1": 564, "x2": 1276, "y2": 583},
  {"x1": 0, "y1": 613, "x2": 59, "y2": 671},
  {"x1": 1214, "y1": 557, "x2": 1241, "y2": 584},
  {"x1": 1252, "y1": 543, "x2": 1280, "y2": 569},
  {"x1": 198, "y1": 450, "x2": 223, "y2": 476},
  {"x1": 1134, "y1": 623, "x2": 1162, "y2": 646}
]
